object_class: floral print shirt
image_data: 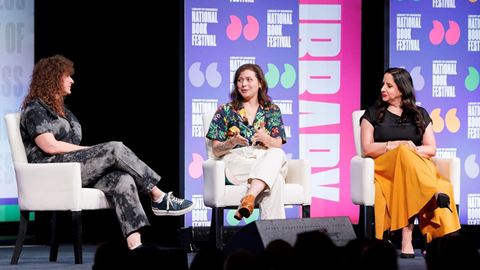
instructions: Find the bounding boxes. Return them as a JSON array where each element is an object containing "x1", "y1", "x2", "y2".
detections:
[
  {"x1": 20, "y1": 99, "x2": 82, "y2": 162},
  {"x1": 206, "y1": 102, "x2": 287, "y2": 147}
]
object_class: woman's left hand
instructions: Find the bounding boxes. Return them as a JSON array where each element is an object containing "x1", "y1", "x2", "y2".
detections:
[
  {"x1": 414, "y1": 145, "x2": 431, "y2": 158},
  {"x1": 252, "y1": 125, "x2": 270, "y2": 147}
]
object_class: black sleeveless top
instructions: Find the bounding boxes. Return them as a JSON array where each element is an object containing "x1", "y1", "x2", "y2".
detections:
[{"x1": 360, "y1": 105, "x2": 432, "y2": 146}]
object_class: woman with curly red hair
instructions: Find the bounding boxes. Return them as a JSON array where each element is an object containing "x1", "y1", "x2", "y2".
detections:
[{"x1": 20, "y1": 55, "x2": 194, "y2": 250}]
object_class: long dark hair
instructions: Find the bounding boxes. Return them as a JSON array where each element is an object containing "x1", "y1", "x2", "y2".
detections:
[
  {"x1": 375, "y1": 67, "x2": 426, "y2": 134},
  {"x1": 230, "y1": 63, "x2": 271, "y2": 110},
  {"x1": 22, "y1": 55, "x2": 74, "y2": 117}
]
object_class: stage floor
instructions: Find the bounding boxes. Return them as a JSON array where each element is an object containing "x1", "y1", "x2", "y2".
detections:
[{"x1": 0, "y1": 244, "x2": 428, "y2": 270}]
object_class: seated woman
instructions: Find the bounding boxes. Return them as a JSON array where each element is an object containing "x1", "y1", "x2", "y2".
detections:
[
  {"x1": 206, "y1": 63, "x2": 287, "y2": 220},
  {"x1": 360, "y1": 67, "x2": 461, "y2": 258},
  {"x1": 20, "y1": 55, "x2": 194, "y2": 251}
]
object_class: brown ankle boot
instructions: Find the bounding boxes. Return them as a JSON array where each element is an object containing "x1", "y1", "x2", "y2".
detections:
[{"x1": 234, "y1": 194, "x2": 255, "y2": 220}]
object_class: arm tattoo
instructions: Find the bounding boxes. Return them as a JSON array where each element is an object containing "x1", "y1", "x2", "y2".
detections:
[{"x1": 213, "y1": 140, "x2": 233, "y2": 153}]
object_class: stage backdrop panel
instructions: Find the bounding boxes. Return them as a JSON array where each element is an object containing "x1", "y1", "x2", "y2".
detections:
[
  {"x1": 389, "y1": 0, "x2": 480, "y2": 225},
  {"x1": 0, "y1": 0, "x2": 34, "y2": 222},
  {"x1": 298, "y1": 0, "x2": 361, "y2": 222},
  {"x1": 184, "y1": 0, "x2": 361, "y2": 227}
]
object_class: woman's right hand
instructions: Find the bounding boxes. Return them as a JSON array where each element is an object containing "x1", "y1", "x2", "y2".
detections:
[
  {"x1": 230, "y1": 133, "x2": 249, "y2": 147},
  {"x1": 212, "y1": 133, "x2": 249, "y2": 158}
]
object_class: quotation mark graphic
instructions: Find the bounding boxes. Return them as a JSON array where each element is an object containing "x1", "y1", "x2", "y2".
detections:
[
  {"x1": 429, "y1": 20, "x2": 460, "y2": 45},
  {"x1": 188, "y1": 153, "x2": 204, "y2": 179},
  {"x1": 410, "y1": 66, "x2": 425, "y2": 91},
  {"x1": 226, "y1": 15, "x2": 259, "y2": 41},
  {"x1": 465, "y1": 66, "x2": 480, "y2": 92},
  {"x1": 265, "y1": 63, "x2": 296, "y2": 89},
  {"x1": 465, "y1": 154, "x2": 480, "y2": 179},
  {"x1": 188, "y1": 62, "x2": 222, "y2": 88},
  {"x1": 430, "y1": 108, "x2": 461, "y2": 133}
]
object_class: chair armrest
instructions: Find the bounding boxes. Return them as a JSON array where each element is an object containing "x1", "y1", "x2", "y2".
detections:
[
  {"x1": 285, "y1": 159, "x2": 311, "y2": 205},
  {"x1": 14, "y1": 162, "x2": 82, "y2": 211},
  {"x1": 431, "y1": 157, "x2": 461, "y2": 204},
  {"x1": 202, "y1": 159, "x2": 226, "y2": 207},
  {"x1": 350, "y1": 155, "x2": 375, "y2": 206}
]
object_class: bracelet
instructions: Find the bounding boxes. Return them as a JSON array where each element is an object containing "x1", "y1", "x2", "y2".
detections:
[{"x1": 385, "y1": 141, "x2": 390, "y2": 153}]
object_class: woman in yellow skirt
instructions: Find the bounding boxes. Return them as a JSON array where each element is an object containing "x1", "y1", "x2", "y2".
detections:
[{"x1": 360, "y1": 67, "x2": 461, "y2": 258}]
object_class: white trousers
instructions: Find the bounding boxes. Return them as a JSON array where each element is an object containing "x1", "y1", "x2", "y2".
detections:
[{"x1": 222, "y1": 147, "x2": 288, "y2": 219}]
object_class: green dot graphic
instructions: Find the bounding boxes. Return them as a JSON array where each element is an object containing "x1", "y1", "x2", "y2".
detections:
[
  {"x1": 281, "y1": 63, "x2": 296, "y2": 89},
  {"x1": 265, "y1": 63, "x2": 280, "y2": 88},
  {"x1": 465, "y1": 66, "x2": 479, "y2": 92}
]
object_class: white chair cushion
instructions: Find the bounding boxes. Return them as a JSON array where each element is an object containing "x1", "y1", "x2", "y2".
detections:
[
  {"x1": 283, "y1": 183, "x2": 308, "y2": 204},
  {"x1": 81, "y1": 188, "x2": 111, "y2": 210},
  {"x1": 202, "y1": 112, "x2": 311, "y2": 210},
  {"x1": 5, "y1": 112, "x2": 112, "y2": 212}
]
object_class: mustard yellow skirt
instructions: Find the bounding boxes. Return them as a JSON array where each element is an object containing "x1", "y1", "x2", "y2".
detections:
[{"x1": 374, "y1": 145, "x2": 461, "y2": 242}]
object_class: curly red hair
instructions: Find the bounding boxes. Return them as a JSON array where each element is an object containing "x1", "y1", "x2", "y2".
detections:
[{"x1": 22, "y1": 55, "x2": 74, "y2": 117}]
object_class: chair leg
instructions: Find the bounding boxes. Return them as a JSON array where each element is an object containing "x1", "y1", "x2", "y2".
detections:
[
  {"x1": 302, "y1": 205, "x2": 310, "y2": 218},
  {"x1": 11, "y1": 211, "x2": 29, "y2": 265},
  {"x1": 49, "y1": 212, "x2": 59, "y2": 262},
  {"x1": 364, "y1": 206, "x2": 374, "y2": 240},
  {"x1": 209, "y1": 207, "x2": 224, "y2": 250},
  {"x1": 71, "y1": 211, "x2": 83, "y2": 264}
]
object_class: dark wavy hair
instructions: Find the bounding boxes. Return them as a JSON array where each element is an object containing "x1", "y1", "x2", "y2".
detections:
[
  {"x1": 230, "y1": 63, "x2": 271, "y2": 110},
  {"x1": 22, "y1": 54, "x2": 74, "y2": 117},
  {"x1": 375, "y1": 67, "x2": 426, "y2": 134}
]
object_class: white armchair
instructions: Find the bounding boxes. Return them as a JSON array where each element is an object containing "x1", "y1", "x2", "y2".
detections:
[
  {"x1": 350, "y1": 109, "x2": 460, "y2": 239},
  {"x1": 4, "y1": 112, "x2": 112, "y2": 264},
  {"x1": 202, "y1": 112, "x2": 311, "y2": 249}
]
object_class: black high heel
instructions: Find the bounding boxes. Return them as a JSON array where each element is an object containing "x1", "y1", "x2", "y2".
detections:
[
  {"x1": 382, "y1": 229, "x2": 392, "y2": 244},
  {"x1": 436, "y1": 193, "x2": 453, "y2": 213},
  {"x1": 420, "y1": 234, "x2": 427, "y2": 257}
]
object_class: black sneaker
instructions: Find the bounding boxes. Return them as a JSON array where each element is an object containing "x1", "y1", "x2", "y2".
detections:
[{"x1": 151, "y1": 192, "x2": 194, "y2": 216}]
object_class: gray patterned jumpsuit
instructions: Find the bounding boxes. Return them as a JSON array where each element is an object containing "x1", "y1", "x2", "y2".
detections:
[{"x1": 20, "y1": 99, "x2": 159, "y2": 236}]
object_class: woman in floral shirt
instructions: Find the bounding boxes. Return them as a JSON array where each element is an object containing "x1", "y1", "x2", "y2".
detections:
[{"x1": 206, "y1": 63, "x2": 287, "y2": 220}]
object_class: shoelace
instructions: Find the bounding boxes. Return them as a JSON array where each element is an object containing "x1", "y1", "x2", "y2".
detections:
[{"x1": 165, "y1": 191, "x2": 184, "y2": 210}]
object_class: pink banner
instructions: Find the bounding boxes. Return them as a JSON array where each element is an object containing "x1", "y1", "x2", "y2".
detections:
[{"x1": 298, "y1": 0, "x2": 361, "y2": 223}]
